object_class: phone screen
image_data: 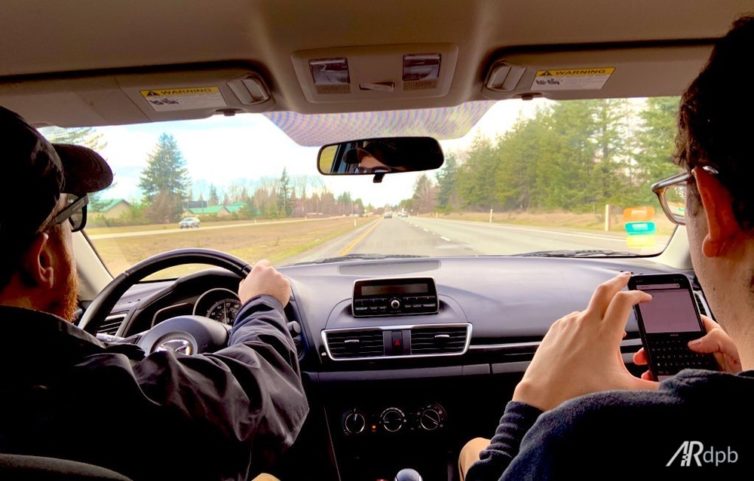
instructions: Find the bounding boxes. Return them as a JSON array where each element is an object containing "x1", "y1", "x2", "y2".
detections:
[{"x1": 634, "y1": 282, "x2": 701, "y2": 334}]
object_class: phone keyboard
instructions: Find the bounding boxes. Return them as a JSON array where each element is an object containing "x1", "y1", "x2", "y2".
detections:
[{"x1": 650, "y1": 337, "x2": 718, "y2": 375}]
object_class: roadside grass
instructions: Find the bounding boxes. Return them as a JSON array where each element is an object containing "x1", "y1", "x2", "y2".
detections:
[
  {"x1": 429, "y1": 211, "x2": 676, "y2": 236},
  {"x1": 85, "y1": 217, "x2": 326, "y2": 236},
  {"x1": 89, "y1": 217, "x2": 373, "y2": 277}
]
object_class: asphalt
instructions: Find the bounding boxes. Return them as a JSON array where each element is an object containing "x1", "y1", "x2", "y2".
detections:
[{"x1": 288, "y1": 216, "x2": 670, "y2": 264}]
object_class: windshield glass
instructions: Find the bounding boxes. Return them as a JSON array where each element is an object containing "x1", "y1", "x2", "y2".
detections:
[{"x1": 42, "y1": 97, "x2": 680, "y2": 277}]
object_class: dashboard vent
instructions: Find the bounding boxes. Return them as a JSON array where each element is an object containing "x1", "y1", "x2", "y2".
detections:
[
  {"x1": 98, "y1": 314, "x2": 126, "y2": 336},
  {"x1": 325, "y1": 330, "x2": 384, "y2": 359},
  {"x1": 410, "y1": 326, "x2": 468, "y2": 355}
]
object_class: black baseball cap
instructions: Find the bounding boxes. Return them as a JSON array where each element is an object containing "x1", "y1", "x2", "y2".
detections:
[{"x1": 0, "y1": 106, "x2": 113, "y2": 245}]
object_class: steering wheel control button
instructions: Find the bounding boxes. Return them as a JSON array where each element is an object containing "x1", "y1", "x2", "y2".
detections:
[
  {"x1": 343, "y1": 410, "x2": 366, "y2": 435},
  {"x1": 379, "y1": 407, "x2": 406, "y2": 433}
]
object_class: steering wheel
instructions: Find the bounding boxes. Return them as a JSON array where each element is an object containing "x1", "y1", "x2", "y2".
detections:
[{"x1": 79, "y1": 248, "x2": 252, "y2": 354}]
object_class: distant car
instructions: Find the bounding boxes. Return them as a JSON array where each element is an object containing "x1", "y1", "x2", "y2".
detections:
[
  {"x1": 179, "y1": 217, "x2": 200, "y2": 229},
  {"x1": 383, "y1": 212, "x2": 393, "y2": 219},
  {"x1": 398, "y1": 211, "x2": 408, "y2": 218}
]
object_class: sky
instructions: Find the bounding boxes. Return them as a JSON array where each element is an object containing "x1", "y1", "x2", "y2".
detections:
[{"x1": 93, "y1": 99, "x2": 547, "y2": 207}]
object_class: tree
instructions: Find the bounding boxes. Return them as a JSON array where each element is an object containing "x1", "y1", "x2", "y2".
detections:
[
  {"x1": 277, "y1": 168, "x2": 292, "y2": 217},
  {"x1": 411, "y1": 174, "x2": 437, "y2": 214},
  {"x1": 41, "y1": 126, "x2": 107, "y2": 151},
  {"x1": 436, "y1": 154, "x2": 459, "y2": 212},
  {"x1": 208, "y1": 185, "x2": 220, "y2": 206},
  {"x1": 633, "y1": 97, "x2": 681, "y2": 204},
  {"x1": 139, "y1": 133, "x2": 190, "y2": 223}
]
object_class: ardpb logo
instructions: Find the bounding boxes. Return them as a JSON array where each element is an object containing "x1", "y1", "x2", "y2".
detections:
[{"x1": 666, "y1": 441, "x2": 738, "y2": 467}]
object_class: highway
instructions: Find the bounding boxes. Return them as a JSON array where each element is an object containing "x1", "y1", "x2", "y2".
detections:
[{"x1": 287, "y1": 216, "x2": 670, "y2": 264}]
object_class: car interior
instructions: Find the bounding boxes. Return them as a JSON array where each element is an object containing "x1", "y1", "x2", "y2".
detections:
[{"x1": 1, "y1": 1, "x2": 751, "y2": 480}]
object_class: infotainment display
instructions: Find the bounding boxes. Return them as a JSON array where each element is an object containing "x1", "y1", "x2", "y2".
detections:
[{"x1": 352, "y1": 278, "x2": 438, "y2": 317}]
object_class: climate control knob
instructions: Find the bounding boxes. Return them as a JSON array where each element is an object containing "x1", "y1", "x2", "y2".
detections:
[
  {"x1": 380, "y1": 407, "x2": 406, "y2": 433},
  {"x1": 389, "y1": 298, "x2": 401, "y2": 310},
  {"x1": 343, "y1": 410, "x2": 366, "y2": 435},
  {"x1": 418, "y1": 403, "x2": 446, "y2": 432}
]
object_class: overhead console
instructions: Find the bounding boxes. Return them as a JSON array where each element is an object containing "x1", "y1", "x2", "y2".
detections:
[{"x1": 291, "y1": 43, "x2": 458, "y2": 104}]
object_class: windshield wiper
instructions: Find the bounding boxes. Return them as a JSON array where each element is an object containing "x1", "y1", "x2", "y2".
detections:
[
  {"x1": 514, "y1": 249, "x2": 637, "y2": 258},
  {"x1": 297, "y1": 253, "x2": 427, "y2": 265}
]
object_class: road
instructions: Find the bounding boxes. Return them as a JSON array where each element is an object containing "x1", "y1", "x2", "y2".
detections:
[{"x1": 288, "y1": 216, "x2": 670, "y2": 263}]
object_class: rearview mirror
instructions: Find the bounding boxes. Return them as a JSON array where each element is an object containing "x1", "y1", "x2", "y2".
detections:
[{"x1": 317, "y1": 137, "x2": 444, "y2": 177}]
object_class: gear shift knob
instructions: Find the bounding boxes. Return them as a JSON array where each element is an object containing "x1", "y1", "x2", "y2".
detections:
[{"x1": 394, "y1": 468, "x2": 422, "y2": 481}]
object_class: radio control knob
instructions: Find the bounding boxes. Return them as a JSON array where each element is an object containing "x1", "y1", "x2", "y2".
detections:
[
  {"x1": 390, "y1": 298, "x2": 401, "y2": 310},
  {"x1": 380, "y1": 407, "x2": 406, "y2": 433},
  {"x1": 343, "y1": 410, "x2": 366, "y2": 435}
]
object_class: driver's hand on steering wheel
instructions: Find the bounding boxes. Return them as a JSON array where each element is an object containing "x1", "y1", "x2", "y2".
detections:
[{"x1": 238, "y1": 259, "x2": 291, "y2": 307}]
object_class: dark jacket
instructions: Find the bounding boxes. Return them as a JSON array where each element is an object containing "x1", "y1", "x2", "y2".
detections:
[
  {"x1": 0, "y1": 295, "x2": 309, "y2": 481},
  {"x1": 467, "y1": 370, "x2": 754, "y2": 481}
]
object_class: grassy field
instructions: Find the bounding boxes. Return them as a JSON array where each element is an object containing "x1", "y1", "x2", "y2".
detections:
[
  {"x1": 429, "y1": 210, "x2": 676, "y2": 236},
  {"x1": 89, "y1": 216, "x2": 373, "y2": 277}
]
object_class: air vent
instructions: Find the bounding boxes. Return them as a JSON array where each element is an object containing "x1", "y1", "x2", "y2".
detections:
[
  {"x1": 325, "y1": 330, "x2": 384, "y2": 359},
  {"x1": 410, "y1": 326, "x2": 468, "y2": 355},
  {"x1": 98, "y1": 314, "x2": 126, "y2": 336}
]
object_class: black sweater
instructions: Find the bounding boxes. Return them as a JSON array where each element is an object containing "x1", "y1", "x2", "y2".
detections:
[
  {"x1": 467, "y1": 370, "x2": 754, "y2": 481},
  {"x1": 0, "y1": 296, "x2": 309, "y2": 481}
]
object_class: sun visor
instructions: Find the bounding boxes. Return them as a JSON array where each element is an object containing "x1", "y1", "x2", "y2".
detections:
[
  {"x1": 482, "y1": 43, "x2": 713, "y2": 101},
  {"x1": 0, "y1": 66, "x2": 273, "y2": 127}
]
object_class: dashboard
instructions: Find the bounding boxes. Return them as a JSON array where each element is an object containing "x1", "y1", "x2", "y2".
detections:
[{"x1": 95, "y1": 256, "x2": 710, "y2": 481}]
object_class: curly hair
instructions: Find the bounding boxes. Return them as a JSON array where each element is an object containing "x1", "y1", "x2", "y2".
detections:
[{"x1": 676, "y1": 16, "x2": 754, "y2": 230}]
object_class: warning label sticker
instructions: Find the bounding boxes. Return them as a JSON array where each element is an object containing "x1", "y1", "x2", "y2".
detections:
[
  {"x1": 140, "y1": 87, "x2": 226, "y2": 112},
  {"x1": 531, "y1": 67, "x2": 615, "y2": 91}
]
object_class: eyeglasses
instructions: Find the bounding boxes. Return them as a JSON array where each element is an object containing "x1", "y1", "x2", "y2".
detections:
[
  {"x1": 39, "y1": 195, "x2": 89, "y2": 233},
  {"x1": 651, "y1": 165, "x2": 719, "y2": 225}
]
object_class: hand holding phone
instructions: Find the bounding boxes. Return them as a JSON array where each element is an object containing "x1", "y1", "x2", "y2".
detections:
[{"x1": 629, "y1": 274, "x2": 718, "y2": 380}]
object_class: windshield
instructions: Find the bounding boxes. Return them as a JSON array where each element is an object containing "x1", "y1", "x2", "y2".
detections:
[{"x1": 42, "y1": 97, "x2": 680, "y2": 278}]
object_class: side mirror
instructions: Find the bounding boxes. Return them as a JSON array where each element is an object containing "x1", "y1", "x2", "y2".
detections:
[{"x1": 317, "y1": 137, "x2": 444, "y2": 180}]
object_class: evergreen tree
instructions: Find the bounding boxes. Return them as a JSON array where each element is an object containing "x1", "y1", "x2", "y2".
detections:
[
  {"x1": 277, "y1": 168, "x2": 292, "y2": 216},
  {"x1": 139, "y1": 133, "x2": 190, "y2": 223},
  {"x1": 41, "y1": 126, "x2": 107, "y2": 151},
  {"x1": 435, "y1": 154, "x2": 459, "y2": 212},
  {"x1": 208, "y1": 185, "x2": 220, "y2": 206}
]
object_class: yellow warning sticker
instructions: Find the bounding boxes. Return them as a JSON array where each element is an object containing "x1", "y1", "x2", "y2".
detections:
[
  {"x1": 532, "y1": 67, "x2": 615, "y2": 91},
  {"x1": 139, "y1": 86, "x2": 226, "y2": 112}
]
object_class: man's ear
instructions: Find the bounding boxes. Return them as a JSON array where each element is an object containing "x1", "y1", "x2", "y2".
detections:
[
  {"x1": 20, "y1": 233, "x2": 55, "y2": 289},
  {"x1": 693, "y1": 167, "x2": 740, "y2": 257}
]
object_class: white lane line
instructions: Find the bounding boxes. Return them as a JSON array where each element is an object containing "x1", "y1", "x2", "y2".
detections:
[{"x1": 440, "y1": 236, "x2": 451, "y2": 242}]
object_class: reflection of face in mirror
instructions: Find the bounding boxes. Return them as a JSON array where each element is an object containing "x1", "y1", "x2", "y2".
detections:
[
  {"x1": 317, "y1": 136, "x2": 444, "y2": 175},
  {"x1": 345, "y1": 141, "x2": 409, "y2": 174}
]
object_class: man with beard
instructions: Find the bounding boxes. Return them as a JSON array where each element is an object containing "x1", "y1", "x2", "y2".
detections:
[{"x1": 0, "y1": 106, "x2": 309, "y2": 481}]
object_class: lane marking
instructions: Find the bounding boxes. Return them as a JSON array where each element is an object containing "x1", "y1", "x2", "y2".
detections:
[
  {"x1": 337, "y1": 219, "x2": 382, "y2": 256},
  {"x1": 440, "y1": 236, "x2": 451, "y2": 242}
]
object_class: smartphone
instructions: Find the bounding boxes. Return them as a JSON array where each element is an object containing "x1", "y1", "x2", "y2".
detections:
[{"x1": 629, "y1": 273, "x2": 718, "y2": 380}]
